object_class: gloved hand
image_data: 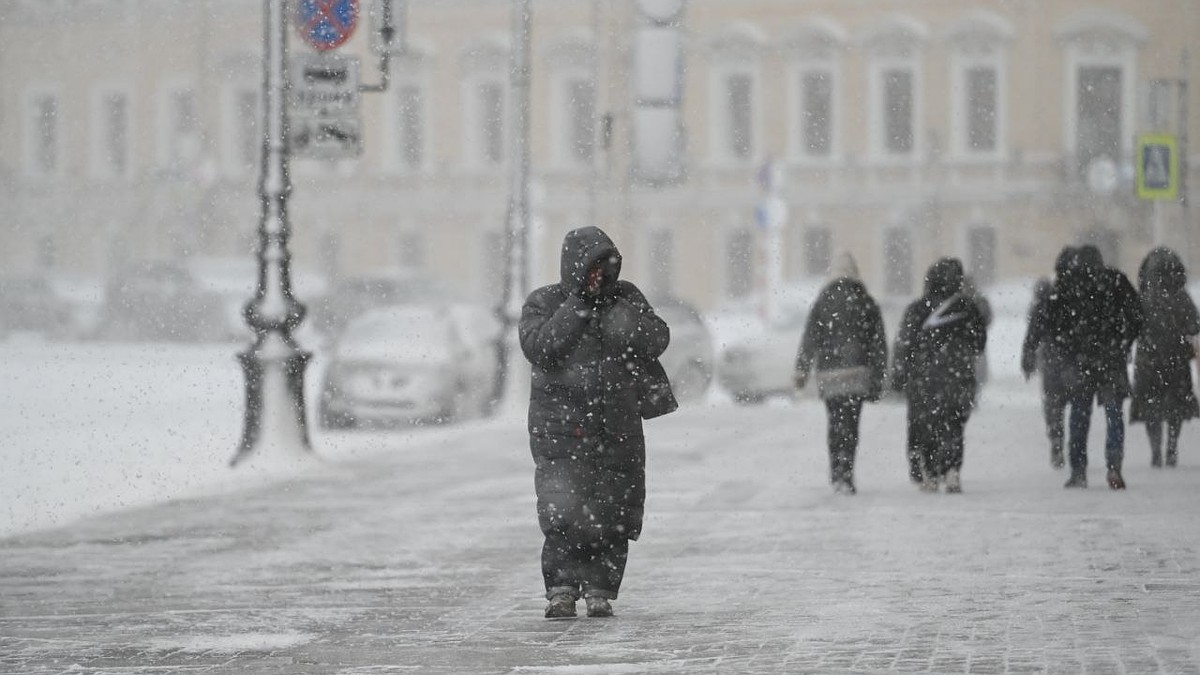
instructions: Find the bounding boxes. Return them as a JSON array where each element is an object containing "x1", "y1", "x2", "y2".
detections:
[{"x1": 1020, "y1": 354, "x2": 1035, "y2": 381}]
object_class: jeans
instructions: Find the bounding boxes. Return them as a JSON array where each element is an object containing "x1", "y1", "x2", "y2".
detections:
[
  {"x1": 542, "y1": 528, "x2": 628, "y2": 600},
  {"x1": 1103, "y1": 400, "x2": 1125, "y2": 471},
  {"x1": 825, "y1": 397, "x2": 863, "y2": 483},
  {"x1": 1067, "y1": 389, "x2": 1124, "y2": 471}
]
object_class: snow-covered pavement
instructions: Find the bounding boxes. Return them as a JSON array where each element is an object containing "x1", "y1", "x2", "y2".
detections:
[{"x1": 2, "y1": 340, "x2": 1199, "y2": 673}]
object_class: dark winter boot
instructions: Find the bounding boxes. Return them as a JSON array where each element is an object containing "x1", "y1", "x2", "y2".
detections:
[
  {"x1": 1050, "y1": 442, "x2": 1065, "y2": 469},
  {"x1": 584, "y1": 596, "x2": 613, "y2": 618},
  {"x1": 1106, "y1": 467, "x2": 1126, "y2": 490},
  {"x1": 1151, "y1": 450, "x2": 1163, "y2": 468},
  {"x1": 1064, "y1": 469, "x2": 1087, "y2": 489},
  {"x1": 544, "y1": 593, "x2": 577, "y2": 619},
  {"x1": 1166, "y1": 450, "x2": 1178, "y2": 467}
]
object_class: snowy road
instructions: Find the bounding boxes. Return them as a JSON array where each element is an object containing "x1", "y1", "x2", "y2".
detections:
[{"x1": 2, "y1": 342, "x2": 1200, "y2": 673}]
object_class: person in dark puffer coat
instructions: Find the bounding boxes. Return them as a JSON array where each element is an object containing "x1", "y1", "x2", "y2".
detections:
[
  {"x1": 1131, "y1": 247, "x2": 1200, "y2": 468},
  {"x1": 519, "y1": 226, "x2": 672, "y2": 620},
  {"x1": 891, "y1": 258, "x2": 988, "y2": 494},
  {"x1": 794, "y1": 252, "x2": 887, "y2": 495}
]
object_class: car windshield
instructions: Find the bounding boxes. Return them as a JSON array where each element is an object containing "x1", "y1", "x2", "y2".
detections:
[{"x1": 342, "y1": 310, "x2": 451, "y2": 346}]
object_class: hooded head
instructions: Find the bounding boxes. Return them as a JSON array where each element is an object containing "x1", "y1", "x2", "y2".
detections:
[
  {"x1": 829, "y1": 251, "x2": 860, "y2": 282},
  {"x1": 923, "y1": 257, "x2": 965, "y2": 302},
  {"x1": 1077, "y1": 244, "x2": 1104, "y2": 274},
  {"x1": 559, "y1": 226, "x2": 622, "y2": 293},
  {"x1": 1054, "y1": 246, "x2": 1078, "y2": 280},
  {"x1": 1140, "y1": 246, "x2": 1187, "y2": 296}
]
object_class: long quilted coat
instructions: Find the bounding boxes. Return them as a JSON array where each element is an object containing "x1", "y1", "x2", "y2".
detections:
[{"x1": 519, "y1": 227, "x2": 670, "y2": 541}]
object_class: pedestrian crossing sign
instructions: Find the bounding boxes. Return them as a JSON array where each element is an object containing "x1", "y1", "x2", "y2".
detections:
[{"x1": 1135, "y1": 133, "x2": 1179, "y2": 200}]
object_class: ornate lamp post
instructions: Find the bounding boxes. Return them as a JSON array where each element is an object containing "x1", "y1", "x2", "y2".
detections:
[{"x1": 231, "y1": 0, "x2": 312, "y2": 467}]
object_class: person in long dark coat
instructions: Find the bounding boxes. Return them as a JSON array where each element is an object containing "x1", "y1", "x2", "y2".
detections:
[
  {"x1": 519, "y1": 226, "x2": 673, "y2": 619},
  {"x1": 1131, "y1": 247, "x2": 1200, "y2": 468},
  {"x1": 793, "y1": 253, "x2": 888, "y2": 495},
  {"x1": 891, "y1": 258, "x2": 988, "y2": 494},
  {"x1": 1021, "y1": 276, "x2": 1069, "y2": 469},
  {"x1": 1048, "y1": 246, "x2": 1140, "y2": 489}
]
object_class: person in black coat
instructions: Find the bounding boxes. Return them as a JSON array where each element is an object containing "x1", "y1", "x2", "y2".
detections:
[
  {"x1": 891, "y1": 258, "x2": 988, "y2": 494},
  {"x1": 794, "y1": 253, "x2": 888, "y2": 495},
  {"x1": 1131, "y1": 247, "x2": 1200, "y2": 468},
  {"x1": 1082, "y1": 245, "x2": 1142, "y2": 488},
  {"x1": 519, "y1": 226, "x2": 674, "y2": 619},
  {"x1": 1021, "y1": 276, "x2": 1069, "y2": 469},
  {"x1": 1048, "y1": 246, "x2": 1140, "y2": 489}
]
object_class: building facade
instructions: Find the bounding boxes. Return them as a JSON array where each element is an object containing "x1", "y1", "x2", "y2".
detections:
[{"x1": 1, "y1": 0, "x2": 1197, "y2": 312}]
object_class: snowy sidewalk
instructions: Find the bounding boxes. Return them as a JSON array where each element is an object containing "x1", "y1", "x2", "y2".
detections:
[{"x1": 2, "y1": 381, "x2": 1200, "y2": 674}]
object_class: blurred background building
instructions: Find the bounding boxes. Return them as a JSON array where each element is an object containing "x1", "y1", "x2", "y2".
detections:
[{"x1": 1, "y1": 0, "x2": 1197, "y2": 312}]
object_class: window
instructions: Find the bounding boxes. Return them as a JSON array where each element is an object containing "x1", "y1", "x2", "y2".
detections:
[
  {"x1": 799, "y1": 71, "x2": 833, "y2": 158},
  {"x1": 28, "y1": 93, "x2": 60, "y2": 176},
  {"x1": 647, "y1": 228, "x2": 675, "y2": 298},
  {"x1": 803, "y1": 227, "x2": 832, "y2": 277},
  {"x1": 1056, "y1": 9, "x2": 1142, "y2": 180},
  {"x1": 481, "y1": 229, "x2": 506, "y2": 303},
  {"x1": 319, "y1": 232, "x2": 341, "y2": 281},
  {"x1": 726, "y1": 227, "x2": 754, "y2": 298},
  {"x1": 947, "y1": 11, "x2": 1012, "y2": 160},
  {"x1": 864, "y1": 17, "x2": 926, "y2": 161},
  {"x1": 38, "y1": 235, "x2": 57, "y2": 270},
  {"x1": 724, "y1": 72, "x2": 754, "y2": 160},
  {"x1": 565, "y1": 77, "x2": 596, "y2": 165},
  {"x1": 883, "y1": 69, "x2": 914, "y2": 155},
  {"x1": 164, "y1": 88, "x2": 199, "y2": 167},
  {"x1": 396, "y1": 83, "x2": 426, "y2": 170},
  {"x1": 97, "y1": 91, "x2": 131, "y2": 178},
  {"x1": 1076, "y1": 66, "x2": 1123, "y2": 173},
  {"x1": 965, "y1": 67, "x2": 997, "y2": 152},
  {"x1": 476, "y1": 80, "x2": 505, "y2": 166},
  {"x1": 883, "y1": 228, "x2": 913, "y2": 295}
]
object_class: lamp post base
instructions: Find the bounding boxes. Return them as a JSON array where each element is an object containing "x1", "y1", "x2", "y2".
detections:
[{"x1": 232, "y1": 344, "x2": 314, "y2": 468}]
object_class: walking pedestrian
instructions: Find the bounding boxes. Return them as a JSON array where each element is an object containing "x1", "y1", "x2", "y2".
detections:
[
  {"x1": 1131, "y1": 246, "x2": 1200, "y2": 468},
  {"x1": 1086, "y1": 245, "x2": 1142, "y2": 489},
  {"x1": 793, "y1": 252, "x2": 888, "y2": 495},
  {"x1": 1021, "y1": 276, "x2": 1069, "y2": 469},
  {"x1": 891, "y1": 258, "x2": 988, "y2": 494},
  {"x1": 519, "y1": 226, "x2": 675, "y2": 620},
  {"x1": 1046, "y1": 246, "x2": 1138, "y2": 489}
]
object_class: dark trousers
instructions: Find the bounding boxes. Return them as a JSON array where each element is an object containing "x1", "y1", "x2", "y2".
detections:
[
  {"x1": 1043, "y1": 393, "x2": 1065, "y2": 456},
  {"x1": 542, "y1": 529, "x2": 628, "y2": 600},
  {"x1": 1146, "y1": 419, "x2": 1183, "y2": 464},
  {"x1": 1067, "y1": 392, "x2": 1125, "y2": 472},
  {"x1": 908, "y1": 398, "x2": 968, "y2": 479},
  {"x1": 825, "y1": 397, "x2": 863, "y2": 483}
]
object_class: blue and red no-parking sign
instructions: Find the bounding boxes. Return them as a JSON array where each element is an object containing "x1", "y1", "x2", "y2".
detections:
[{"x1": 297, "y1": 0, "x2": 359, "y2": 51}]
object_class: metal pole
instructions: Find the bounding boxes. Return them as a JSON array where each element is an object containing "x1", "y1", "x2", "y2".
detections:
[
  {"x1": 1180, "y1": 50, "x2": 1191, "y2": 268},
  {"x1": 491, "y1": 0, "x2": 532, "y2": 415},
  {"x1": 232, "y1": 0, "x2": 313, "y2": 467}
]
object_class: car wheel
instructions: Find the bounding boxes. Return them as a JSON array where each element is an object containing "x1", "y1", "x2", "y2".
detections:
[{"x1": 672, "y1": 361, "x2": 711, "y2": 403}]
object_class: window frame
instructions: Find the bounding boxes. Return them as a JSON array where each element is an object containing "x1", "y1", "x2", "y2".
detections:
[
  {"x1": 462, "y1": 74, "x2": 508, "y2": 169},
  {"x1": 551, "y1": 68, "x2": 598, "y2": 170}
]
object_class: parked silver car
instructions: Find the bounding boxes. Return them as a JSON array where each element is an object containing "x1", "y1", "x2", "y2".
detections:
[
  {"x1": 652, "y1": 296, "x2": 715, "y2": 403},
  {"x1": 317, "y1": 304, "x2": 499, "y2": 428}
]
